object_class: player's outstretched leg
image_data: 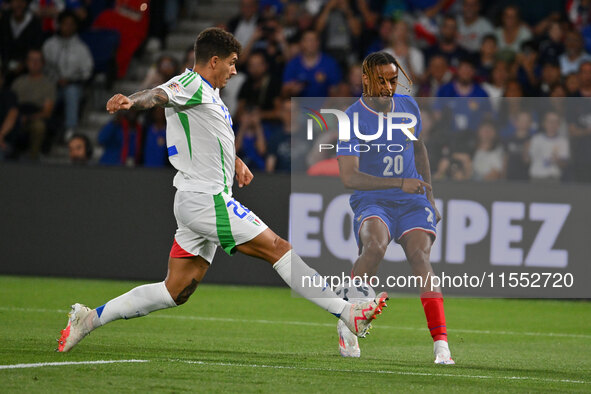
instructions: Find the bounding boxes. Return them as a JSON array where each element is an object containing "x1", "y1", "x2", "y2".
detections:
[
  {"x1": 56, "y1": 255, "x2": 209, "y2": 352},
  {"x1": 236, "y1": 229, "x2": 389, "y2": 338},
  {"x1": 400, "y1": 230, "x2": 455, "y2": 365}
]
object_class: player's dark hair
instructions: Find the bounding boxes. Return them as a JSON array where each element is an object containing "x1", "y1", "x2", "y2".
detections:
[
  {"x1": 194, "y1": 28, "x2": 242, "y2": 65},
  {"x1": 362, "y1": 51, "x2": 412, "y2": 96}
]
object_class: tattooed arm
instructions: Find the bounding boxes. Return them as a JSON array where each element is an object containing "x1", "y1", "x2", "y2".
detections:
[
  {"x1": 413, "y1": 138, "x2": 441, "y2": 223},
  {"x1": 106, "y1": 88, "x2": 169, "y2": 114}
]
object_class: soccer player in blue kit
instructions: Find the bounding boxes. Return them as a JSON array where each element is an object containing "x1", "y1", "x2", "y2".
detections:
[{"x1": 335, "y1": 52, "x2": 454, "y2": 364}]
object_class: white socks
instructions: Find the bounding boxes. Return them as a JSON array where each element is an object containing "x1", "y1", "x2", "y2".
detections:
[
  {"x1": 273, "y1": 250, "x2": 348, "y2": 317},
  {"x1": 88, "y1": 252, "x2": 350, "y2": 329},
  {"x1": 92, "y1": 281, "x2": 177, "y2": 328},
  {"x1": 335, "y1": 279, "x2": 377, "y2": 303}
]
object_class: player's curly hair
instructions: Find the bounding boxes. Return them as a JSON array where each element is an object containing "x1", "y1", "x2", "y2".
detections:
[
  {"x1": 194, "y1": 27, "x2": 242, "y2": 64},
  {"x1": 362, "y1": 52, "x2": 412, "y2": 97}
]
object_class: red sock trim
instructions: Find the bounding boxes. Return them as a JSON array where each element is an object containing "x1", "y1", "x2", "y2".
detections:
[
  {"x1": 169, "y1": 239, "x2": 196, "y2": 258},
  {"x1": 420, "y1": 291, "x2": 447, "y2": 342}
]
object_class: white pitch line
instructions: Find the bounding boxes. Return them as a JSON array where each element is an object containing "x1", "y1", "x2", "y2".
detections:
[
  {"x1": 152, "y1": 314, "x2": 591, "y2": 339},
  {"x1": 171, "y1": 359, "x2": 588, "y2": 385},
  {"x1": 1, "y1": 358, "x2": 586, "y2": 385},
  {"x1": 0, "y1": 360, "x2": 148, "y2": 370},
  {"x1": 1, "y1": 306, "x2": 590, "y2": 339}
]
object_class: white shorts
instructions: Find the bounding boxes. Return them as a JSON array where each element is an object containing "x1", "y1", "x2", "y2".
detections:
[{"x1": 171, "y1": 190, "x2": 268, "y2": 263}]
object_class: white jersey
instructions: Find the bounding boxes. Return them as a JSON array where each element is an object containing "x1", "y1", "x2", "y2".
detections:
[{"x1": 158, "y1": 69, "x2": 235, "y2": 194}]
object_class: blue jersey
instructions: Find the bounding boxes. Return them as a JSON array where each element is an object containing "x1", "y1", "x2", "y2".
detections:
[
  {"x1": 337, "y1": 94, "x2": 427, "y2": 210},
  {"x1": 282, "y1": 54, "x2": 342, "y2": 97},
  {"x1": 433, "y1": 82, "x2": 491, "y2": 133}
]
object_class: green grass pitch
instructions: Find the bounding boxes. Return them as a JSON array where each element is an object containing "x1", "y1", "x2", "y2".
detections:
[{"x1": 0, "y1": 276, "x2": 589, "y2": 393}]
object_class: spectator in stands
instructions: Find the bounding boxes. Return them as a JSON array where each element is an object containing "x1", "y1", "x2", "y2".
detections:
[
  {"x1": 98, "y1": 111, "x2": 143, "y2": 166},
  {"x1": 476, "y1": 34, "x2": 498, "y2": 82},
  {"x1": 92, "y1": 0, "x2": 150, "y2": 79},
  {"x1": 280, "y1": 1, "x2": 302, "y2": 42},
  {"x1": 436, "y1": 56, "x2": 489, "y2": 99},
  {"x1": 537, "y1": 21, "x2": 565, "y2": 65},
  {"x1": 505, "y1": 112, "x2": 533, "y2": 181},
  {"x1": 482, "y1": 60, "x2": 509, "y2": 109},
  {"x1": 384, "y1": 20, "x2": 425, "y2": 95},
  {"x1": 457, "y1": 0, "x2": 494, "y2": 53},
  {"x1": 29, "y1": 0, "x2": 65, "y2": 36},
  {"x1": 433, "y1": 150, "x2": 473, "y2": 181},
  {"x1": 364, "y1": 18, "x2": 392, "y2": 55},
  {"x1": 418, "y1": 54, "x2": 451, "y2": 97},
  {"x1": 559, "y1": 29, "x2": 591, "y2": 76},
  {"x1": 577, "y1": 60, "x2": 591, "y2": 97},
  {"x1": 333, "y1": 64, "x2": 363, "y2": 97},
  {"x1": 504, "y1": 78, "x2": 524, "y2": 97},
  {"x1": 409, "y1": 0, "x2": 455, "y2": 47},
  {"x1": 495, "y1": 5, "x2": 533, "y2": 55},
  {"x1": 141, "y1": 54, "x2": 179, "y2": 89},
  {"x1": 0, "y1": 69, "x2": 19, "y2": 160},
  {"x1": 266, "y1": 99, "x2": 292, "y2": 173},
  {"x1": 529, "y1": 111, "x2": 570, "y2": 181},
  {"x1": 565, "y1": 72, "x2": 581, "y2": 96},
  {"x1": 226, "y1": 0, "x2": 260, "y2": 47},
  {"x1": 43, "y1": 11, "x2": 93, "y2": 140},
  {"x1": 566, "y1": 86, "x2": 591, "y2": 182},
  {"x1": 425, "y1": 15, "x2": 469, "y2": 71},
  {"x1": 433, "y1": 57, "x2": 490, "y2": 155},
  {"x1": 550, "y1": 83, "x2": 568, "y2": 97},
  {"x1": 515, "y1": 40, "x2": 540, "y2": 96},
  {"x1": 237, "y1": 51, "x2": 282, "y2": 123},
  {"x1": 500, "y1": 108, "x2": 536, "y2": 141},
  {"x1": 239, "y1": 15, "x2": 287, "y2": 75},
  {"x1": 67, "y1": 132, "x2": 93, "y2": 164},
  {"x1": 235, "y1": 107, "x2": 267, "y2": 170},
  {"x1": 472, "y1": 122, "x2": 505, "y2": 181},
  {"x1": 567, "y1": 0, "x2": 591, "y2": 31},
  {"x1": 11, "y1": 49, "x2": 55, "y2": 160},
  {"x1": 315, "y1": 0, "x2": 362, "y2": 70},
  {"x1": 143, "y1": 107, "x2": 168, "y2": 167},
  {"x1": 282, "y1": 30, "x2": 342, "y2": 97},
  {"x1": 0, "y1": 0, "x2": 44, "y2": 84},
  {"x1": 539, "y1": 59, "x2": 563, "y2": 96}
]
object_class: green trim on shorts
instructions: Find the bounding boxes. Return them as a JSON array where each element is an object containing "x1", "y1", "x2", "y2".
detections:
[
  {"x1": 213, "y1": 193, "x2": 236, "y2": 255},
  {"x1": 217, "y1": 137, "x2": 229, "y2": 194},
  {"x1": 177, "y1": 112, "x2": 192, "y2": 159}
]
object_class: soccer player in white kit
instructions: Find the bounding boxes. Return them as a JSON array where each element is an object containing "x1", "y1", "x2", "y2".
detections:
[{"x1": 56, "y1": 28, "x2": 389, "y2": 352}]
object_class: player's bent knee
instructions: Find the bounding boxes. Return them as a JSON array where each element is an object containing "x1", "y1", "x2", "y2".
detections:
[
  {"x1": 273, "y1": 236, "x2": 291, "y2": 255},
  {"x1": 407, "y1": 247, "x2": 430, "y2": 266},
  {"x1": 167, "y1": 278, "x2": 199, "y2": 305},
  {"x1": 362, "y1": 239, "x2": 388, "y2": 261}
]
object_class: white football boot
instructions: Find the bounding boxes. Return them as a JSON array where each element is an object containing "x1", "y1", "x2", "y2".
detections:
[
  {"x1": 335, "y1": 282, "x2": 378, "y2": 357},
  {"x1": 337, "y1": 319, "x2": 360, "y2": 357},
  {"x1": 339, "y1": 292, "x2": 388, "y2": 338},
  {"x1": 56, "y1": 303, "x2": 95, "y2": 352},
  {"x1": 433, "y1": 340, "x2": 455, "y2": 365}
]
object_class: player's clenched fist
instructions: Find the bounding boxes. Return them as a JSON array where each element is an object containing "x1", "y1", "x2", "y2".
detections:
[
  {"x1": 106, "y1": 94, "x2": 133, "y2": 113},
  {"x1": 401, "y1": 178, "x2": 432, "y2": 194}
]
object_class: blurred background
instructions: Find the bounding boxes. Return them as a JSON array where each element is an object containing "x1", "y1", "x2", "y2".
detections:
[{"x1": 0, "y1": 0, "x2": 590, "y2": 183}]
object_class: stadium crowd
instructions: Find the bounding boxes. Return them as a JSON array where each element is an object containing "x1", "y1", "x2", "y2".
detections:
[{"x1": 0, "y1": 0, "x2": 590, "y2": 183}]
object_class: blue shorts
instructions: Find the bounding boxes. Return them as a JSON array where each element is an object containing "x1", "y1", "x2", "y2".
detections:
[{"x1": 352, "y1": 197, "x2": 437, "y2": 251}]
